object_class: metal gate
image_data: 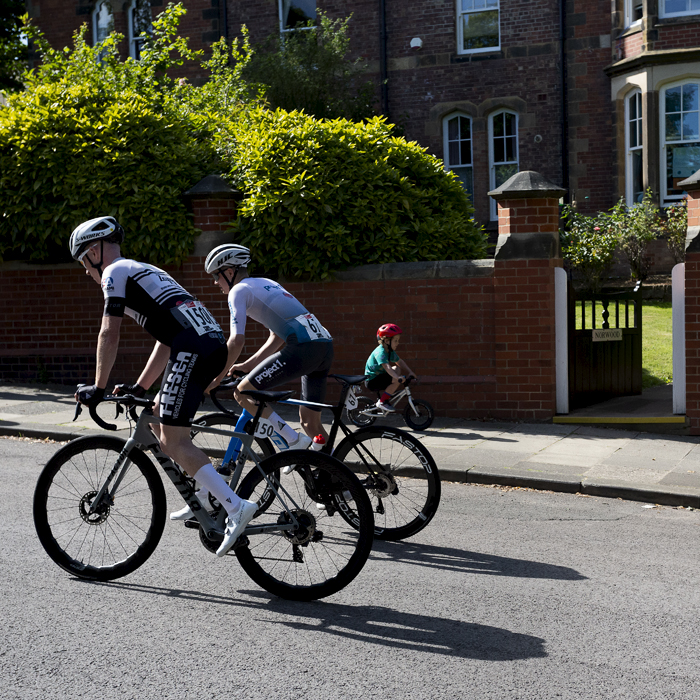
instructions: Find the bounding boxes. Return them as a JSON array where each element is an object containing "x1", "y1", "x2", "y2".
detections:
[{"x1": 568, "y1": 283, "x2": 643, "y2": 410}]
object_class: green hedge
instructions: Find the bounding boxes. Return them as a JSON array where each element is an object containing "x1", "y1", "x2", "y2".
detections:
[{"x1": 221, "y1": 108, "x2": 486, "y2": 279}]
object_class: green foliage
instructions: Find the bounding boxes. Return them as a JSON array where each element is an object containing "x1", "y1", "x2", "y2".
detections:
[
  {"x1": 0, "y1": 0, "x2": 26, "y2": 92},
  {"x1": 0, "y1": 3, "x2": 218, "y2": 265},
  {"x1": 561, "y1": 205, "x2": 619, "y2": 293},
  {"x1": 610, "y1": 190, "x2": 661, "y2": 281},
  {"x1": 221, "y1": 107, "x2": 486, "y2": 280},
  {"x1": 242, "y1": 12, "x2": 376, "y2": 121},
  {"x1": 659, "y1": 198, "x2": 687, "y2": 264}
]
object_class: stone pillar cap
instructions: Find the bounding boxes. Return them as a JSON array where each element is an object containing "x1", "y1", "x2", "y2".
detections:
[
  {"x1": 678, "y1": 168, "x2": 700, "y2": 190},
  {"x1": 183, "y1": 174, "x2": 243, "y2": 199},
  {"x1": 488, "y1": 170, "x2": 566, "y2": 200}
]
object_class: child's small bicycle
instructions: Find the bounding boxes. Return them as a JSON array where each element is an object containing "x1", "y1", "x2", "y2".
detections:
[{"x1": 346, "y1": 376, "x2": 434, "y2": 431}]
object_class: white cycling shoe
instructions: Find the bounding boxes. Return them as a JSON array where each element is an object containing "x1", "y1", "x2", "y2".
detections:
[
  {"x1": 282, "y1": 433, "x2": 314, "y2": 474},
  {"x1": 216, "y1": 500, "x2": 258, "y2": 557},
  {"x1": 375, "y1": 400, "x2": 396, "y2": 414},
  {"x1": 170, "y1": 504, "x2": 195, "y2": 521}
]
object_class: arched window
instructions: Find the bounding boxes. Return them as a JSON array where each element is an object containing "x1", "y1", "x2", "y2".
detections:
[
  {"x1": 92, "y1": 2, "x2": 113, "y2": 46},
  {"x1": 443, "y1": 113, "x2": 474, "y2": 199},
  {"x1": 661, "y1": 81, "x2": 700, "y2": 203},
  {"x1": 660, "y1": 0, "x2": 700, "y2": 19},
  {"x1": 626, "y1": 89, "x2": 644, "y2": 204},
  {"x1": 127, "y1": 0, "x2": 152, "y2": 60},
  {"x1": 488, "y1": 110, "x2": 518, "y2": 219}
]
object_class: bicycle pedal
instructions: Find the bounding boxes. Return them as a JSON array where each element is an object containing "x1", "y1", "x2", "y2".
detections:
[{"x1": 183, "y1": 518, "x2": 199, "y2": 529}]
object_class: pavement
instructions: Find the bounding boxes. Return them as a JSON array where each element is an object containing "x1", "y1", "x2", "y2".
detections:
[{"x1": 3, "y1": 381, "x2": 700, "y2": 508}]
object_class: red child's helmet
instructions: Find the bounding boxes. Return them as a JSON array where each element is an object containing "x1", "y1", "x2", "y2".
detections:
[{"x1": 377, "y1": 323, "x2": 403, "y2": 340}]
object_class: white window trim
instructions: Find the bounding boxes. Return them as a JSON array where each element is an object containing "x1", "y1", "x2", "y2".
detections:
[
  {"x1": 456, "y1": 0, "x2": 501, "y2": 56},
  {"x1": 624, "y1": 0, "x2": 644, "y2": 28},
  {"x1": 625, "y1": 89, "x2": 644, "y2": 205},
  {"x1": 279, "y1": 0, "x2": 316, "y2": 36},
  {"x1": 92, "y1": 2, "x2": 113, "y2": 46},
  {"x1": 443, "y1": 113, "x2": 474, "y2": 198},
  {"x1": 127, "y1": 0, "x2": 151, "y2": 60},
  {"x1": 660, "y1": 0, "x2": 700, "y2": 18},
  {"x1": 659, "y1": 79, "x2": 700, "y2": 203},
  {"x1": 488, "y1": 110, "x2": 519, "y2": 220}
]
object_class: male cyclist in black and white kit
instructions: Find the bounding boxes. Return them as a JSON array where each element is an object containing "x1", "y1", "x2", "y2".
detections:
[
  {"x1": 204, "y1": 244, "x2": 334, "y2": 450},
  {"x1": 70, "y1": 216, "x2": 258, "y2": 557}
]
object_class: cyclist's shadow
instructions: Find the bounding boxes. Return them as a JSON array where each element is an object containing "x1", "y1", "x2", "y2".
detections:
[
  {"x1": 371, "y1": 539, "x2": 586, "y2": 581},
  {"x1": 84, "y1": 579, "x2": 546, "y2": 661}
]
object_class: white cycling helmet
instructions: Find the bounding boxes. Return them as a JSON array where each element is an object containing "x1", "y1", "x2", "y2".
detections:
[
  {"x1": 70, "y1": 216, "x2": 125, "y2": 261},
  {"x1": 204, "y1": 244, "x2": 251, "y2": 274}
]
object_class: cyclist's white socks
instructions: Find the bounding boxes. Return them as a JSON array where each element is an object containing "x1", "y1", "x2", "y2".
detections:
[
  {"x1": 267, "y1": 411, "x2": 299, "y2": 444},
  {"x1": 194, "y1": 463, "x2": 242, "y2": 516},
  {"x1": 195, "y1": 487, "x2": 210, "y2": 503}
]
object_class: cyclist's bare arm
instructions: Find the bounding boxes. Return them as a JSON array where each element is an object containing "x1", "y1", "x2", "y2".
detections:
[
  {"x1": 133, "y1": 341, "x2": 170, "y2": 391},
  {"x1": 207, "y1": 334, "x2": 245, "y2": 392},
  {"x1": 95, "y1": 315, "x2": 122, "y2": 389},
  {"x1": 398, "y1": 359, "x2": 416, "y2": 378},
  {"x1": 232, "y1": 330, "x2": 285, "y2": 375}
]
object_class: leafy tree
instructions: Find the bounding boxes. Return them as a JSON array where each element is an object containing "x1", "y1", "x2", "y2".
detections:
[
  {"x1": 242, "y1": 12, "x2": 376, "y2": 121},
  {"x1": 660, "y1": 198, "x2": 687, "y2": 264},
  {"x1": 0, "y1": 0, "x2": 26, "y2": 92}
]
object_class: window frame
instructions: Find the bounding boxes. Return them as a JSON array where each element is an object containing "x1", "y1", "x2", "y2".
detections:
[
  {"x1": 625, "y1": 89, "x2": 645, "y2": 205},
  {"x1": 660, "y1": 79, "x2": 700, "y2": 204},
  {"x1": 279, "y1": 0, "x2": 317, "y2": 36},
  {"x1": 488, "y1": 109, "x2": 519, "y2": 220},
  {"x1": 443, "y1": 113, "x2": 474, "y2": 199},
  {"x1": 92, "y1": 1, "x2": 113, "y2": 46},
  {"x1": 659, "y1": 0, "x2": 700, "y2": 19},
  {"x1": 456, "y1": 0, "x2": 501, "y2": 56},
  {"x1": 127, "y1": 0, "x2": 152, "y2": 61},
  {"x1": 624, "y1": 0, "x2": 644, "y2": 27}
]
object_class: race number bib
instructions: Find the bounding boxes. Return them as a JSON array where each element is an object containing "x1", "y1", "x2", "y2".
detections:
[
  {"x1": 345, "y1": 388, "x2": 358, "y2": 410},
  {"x1": 254, "y1": 417, "x2": 276, "y2": 439},
  {"x1": 295, "y1": 313, "x2": 332, "y2": 341},
  {"x1": 176, "y1": 301, "x2": 221, "y2": 336}
]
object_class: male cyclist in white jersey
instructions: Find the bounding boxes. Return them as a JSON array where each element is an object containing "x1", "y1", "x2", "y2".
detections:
[
  {"x1": 70, "y1": 216, "x2": 257, "y2": 557},
  {"x1": 205, "y1": 243, "x2": 334, "y2": 449}
]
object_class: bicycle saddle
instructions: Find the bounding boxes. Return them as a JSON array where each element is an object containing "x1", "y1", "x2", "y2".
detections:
[
  {"x1": 240, "y1": 389, "x2": 295, "y2": 403},
  {"x1": 329, "y1": 374, "x2": 367, "y2": 386}
]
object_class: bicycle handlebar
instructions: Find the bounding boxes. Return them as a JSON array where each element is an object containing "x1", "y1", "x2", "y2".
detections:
[{"x1": 73, "y1": 394, "x2": 155, "y2": 431}]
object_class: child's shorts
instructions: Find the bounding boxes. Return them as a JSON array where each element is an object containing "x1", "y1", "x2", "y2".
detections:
[{"x1": 366, "y1": 373, "x2": 393, "y2": 393}]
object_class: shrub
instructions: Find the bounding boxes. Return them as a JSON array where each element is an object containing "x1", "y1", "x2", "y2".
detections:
[
  {"x1": 220, "y1": 107, "x2": 487, "y2": 279},
  {"x1": 561, "y1": 205, "x2": 619, "y2": 293},
  {"x1": 660, "y1": 198, "x2": 687, "y2": 264},
  {"x1": 0, "y1": 4, "x2": 218, "y2": 266}
]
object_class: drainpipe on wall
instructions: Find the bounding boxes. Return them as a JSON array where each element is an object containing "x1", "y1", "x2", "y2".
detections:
[
  {"x1": 379, "y1": 0, "x2": 389, "y2": 118},
  {"x1": 559, "y1": 0, "x2": 570, "y2": 200}
]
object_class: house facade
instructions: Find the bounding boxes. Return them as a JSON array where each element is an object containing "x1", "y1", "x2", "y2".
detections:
[{"x1": 23, "y1": 0, "x2": 700, "y2": 227}]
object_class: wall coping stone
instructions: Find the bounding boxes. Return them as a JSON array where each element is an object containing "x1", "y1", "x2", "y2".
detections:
[
  {"x1": 494, "y1": 232, "x2": 561, "y2": 260},
  {"x1": 183, "y1": 174, "x2": 242, "y2": 200},
  {"x1": 685, "y1": 226, "x2": 700, "y2": 253},
  {"x1": 488, "y1": 170, "x2": 566, "y2": 200},
  {"x1": 679, "y1": 170, "x2": 700, "y2": 190},
  {"x1": 333, "y1": 259, "x2": 494, "y2": 281}
]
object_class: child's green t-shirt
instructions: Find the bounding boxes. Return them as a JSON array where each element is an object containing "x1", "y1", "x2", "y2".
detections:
[{"x1": 365, "y1": 345, "x2": 399, "y2": 380}]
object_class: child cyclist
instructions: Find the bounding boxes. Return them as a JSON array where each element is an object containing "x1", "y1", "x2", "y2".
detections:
[{"x1": 364, "y1": 324, "x2": 417, "y2": 413}]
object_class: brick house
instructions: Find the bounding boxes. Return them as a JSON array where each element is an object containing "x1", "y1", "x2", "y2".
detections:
[{"x1": 23, "y1": 0, "x2": 700, "y2": 228}]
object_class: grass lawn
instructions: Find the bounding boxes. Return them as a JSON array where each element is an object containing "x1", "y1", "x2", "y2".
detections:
[{"x1": 574, "y1": 300, "x2": 672, "y2": 389}]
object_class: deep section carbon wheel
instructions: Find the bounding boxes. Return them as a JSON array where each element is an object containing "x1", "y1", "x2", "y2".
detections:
[{"x1": 33, "y1": 436, "x2": 166, "y2": 581}]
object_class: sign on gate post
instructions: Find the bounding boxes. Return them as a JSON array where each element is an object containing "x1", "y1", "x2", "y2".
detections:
[{"x1": 592, "y1": 328, "x2": 623, "y2": 342}]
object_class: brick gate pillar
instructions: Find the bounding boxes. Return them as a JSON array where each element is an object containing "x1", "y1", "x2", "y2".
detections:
[
  {"x1": 678, "y1": 170, "x2": 700, "y2": 433},
  {"x1": 488, "y1": 171, "x2": 566, "y2": 421},
  {"x1": 183, "y1": 174, "x2": 242, "y2": 256}
]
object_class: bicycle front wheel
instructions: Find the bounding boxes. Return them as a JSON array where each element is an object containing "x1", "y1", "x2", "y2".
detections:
[
  {"x1": 235, "y1": 451, "x2": 374, "y2": 601},
  {"x1": 332, "y1": 426, "x2": 441, "y2": 541},
  {"x1": 33, "y1": 436, "x2": 166, "y2": 581},
  {"x1": 403, "y1": 399, "x2": 434, "y2": 431}
]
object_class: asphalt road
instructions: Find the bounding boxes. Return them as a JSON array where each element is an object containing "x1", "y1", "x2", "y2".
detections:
[{"x1": 3, "y1": 435, "x2": 700, "y2": 699}]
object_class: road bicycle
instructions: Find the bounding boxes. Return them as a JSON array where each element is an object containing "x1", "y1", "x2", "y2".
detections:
[
  {"x1": 345, "y1": 376, "x2": 434, "y2": 431},
  {"x1": 32, "y1": 388, "x2": 374, "y2": 601},
  {"x1": 192, "y1": 373, "x2": 441, "y2": 542}
]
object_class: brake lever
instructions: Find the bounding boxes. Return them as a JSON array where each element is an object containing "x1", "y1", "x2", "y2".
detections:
[{"x1": 73, "y1": 402, "x2": 82, "y2": 422}]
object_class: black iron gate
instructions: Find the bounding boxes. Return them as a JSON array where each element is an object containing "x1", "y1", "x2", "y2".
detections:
[{"x1": 568, "y1": 283, "x2": 643, "y2": 410}]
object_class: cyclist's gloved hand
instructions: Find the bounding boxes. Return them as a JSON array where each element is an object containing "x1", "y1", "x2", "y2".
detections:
[
  {"x1": 113, "y1": 383, "x2": 146, "y2": 398},
  {"x1": 76, "y1": 384, "x2": 105, "y2": 407}
]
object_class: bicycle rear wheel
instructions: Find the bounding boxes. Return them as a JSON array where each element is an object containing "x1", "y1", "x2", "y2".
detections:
[
  {"x1": 33, "y1": 436, "x2": 166, "y2": 581},
  {"x1": 332, "y1": 426, "x2": 441, "y2": 541},
  {"x1": 345, "y1": 396, "x2": 376, "y2": 427},
  {"x1": 235, "y1": 451, "x2": 374, "y2": 601}
]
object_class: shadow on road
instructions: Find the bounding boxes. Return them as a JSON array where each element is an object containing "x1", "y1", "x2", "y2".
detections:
[
  {"x1": 371, "y1": 539, "x2": 586, "y2": 580},
  {"x1": 82, "y1": 579, "x2": 546, "y2": 661}
]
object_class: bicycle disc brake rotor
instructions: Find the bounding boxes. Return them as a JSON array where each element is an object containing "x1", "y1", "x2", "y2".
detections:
[
  {"x1": 368, "y1": 472, "x2": 398, "y2": 499},
  {"x1": 278, "y1": 509, "x2": 317, "y2": 545},
  {"x1": 79, "y1": 490, "x2": 110, "y2": 524}
]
